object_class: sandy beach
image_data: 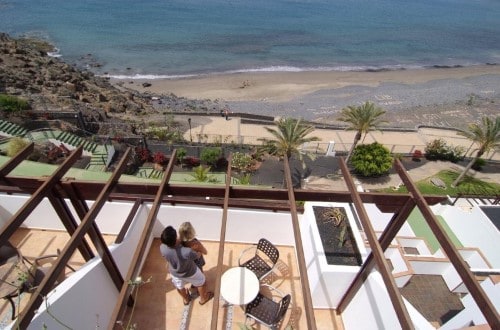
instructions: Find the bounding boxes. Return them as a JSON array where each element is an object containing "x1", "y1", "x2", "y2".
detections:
[
  {"x1": 118, "y1": 65, "x2": 500, "y2": 102},
  {"x1": 115, "y1": 65, "x2": 500, "y2": 129}
]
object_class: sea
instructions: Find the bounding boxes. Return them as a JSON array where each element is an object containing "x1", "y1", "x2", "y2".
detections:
[{"x1": 1, "y1": 0, "x2": 500, "y2": 79}]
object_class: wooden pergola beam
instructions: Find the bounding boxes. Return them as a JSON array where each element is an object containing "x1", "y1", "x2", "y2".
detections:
[
  {"x1": 115, "y1": 198, "x2": 143, "y2": 244},
  {"x1": 338, "y1": 197, "x2": 415, "y2": 312},
  {"x1": 109, "y1": 150, "x2": 177, "y2": 330},
  {"x1": 283, "y1": 157, "x2": 317, "y2": 329},
  {"x1": 0, "y1": 177, "x2": 447, "y2": 212},
  {"x1": 339, "y1": 158, "x2": 414, "y2": 329},
  {"x1": 211, "y1": 154, "x2": 233, "y2": 330},
  {"x1": 0, "y1": 145, "x2": 83, "y2": 246},
  {"x1": 16, "y1": 147, "x2": 131, "y2": 329},
  {"x1": 0, "y1": 142, "x2": 34, "y2": 178},
  {"x1": 394, "y1": 159, "x2": 500, "y2": 327},
  {"x1": 47, "y1": 190, "x2": 95, "y2": 260}
]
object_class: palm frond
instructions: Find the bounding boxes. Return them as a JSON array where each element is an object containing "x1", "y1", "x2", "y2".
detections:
[{"x1": 257, "y1": 117, "x2": 320, "y2": 159}]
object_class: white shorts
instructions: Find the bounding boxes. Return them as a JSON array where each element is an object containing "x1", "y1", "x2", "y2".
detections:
[{"x1": 171, "y1": 267, "x2": 205, "y2": 289}]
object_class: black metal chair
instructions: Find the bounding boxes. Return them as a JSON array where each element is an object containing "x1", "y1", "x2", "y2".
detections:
[
  {"x1": 0, "y1": 242, "x2": 24, "y2": 320},
  {"x1": 0, "y1": 242, "x2": 21, "y2": 265},
  {"x1": 238, "y1": 238, "x2": 279, "y2": 281},
  {"x1": 22, "y1": 249, "x2": 76, "y2": 293},
  {"x1": 245, "y1": 284, "x2": 291, "y2": 330}
]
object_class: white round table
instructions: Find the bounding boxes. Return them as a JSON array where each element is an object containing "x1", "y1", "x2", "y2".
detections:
[{"x1": 220, "y1": 267, "x2": 259, "y2": 305}]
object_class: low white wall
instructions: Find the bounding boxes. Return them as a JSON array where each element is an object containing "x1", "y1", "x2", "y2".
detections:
[
  {"x1": 150, "y1": 204, "x2": 295, "y2": 246},
  {"x1": 394, "y1": 274, "x2": 411, "y2": 287},
  {"x1": 0, "y1": 195, "x2": 295, "y2": 245},
  {"x1": 440, "y1": 277, "x2": 499, "y2": 329},
  {"x1": 385, "y1": 247, "x2": 408, "y2": 275},
  {"x1": 24, "y1": 203, "x2": 152, "y2": 329},
  {"x1": 459, "y1": 250, "x2": 490, "y2": 269},
  {"x1": 438, "y1": 205, "x2": 500, "y2": 267},
  {"x1": 397, "y1": 237, "x2": 432, "y2": 255},
  {"x1": 0, "y1": 194, "x2": 135, "y2": 234},
  {"x1": 408, "y1": 260, "x2": 462, "y2": 292}
]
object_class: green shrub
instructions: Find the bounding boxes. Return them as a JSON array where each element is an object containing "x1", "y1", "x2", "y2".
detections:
[
  {"x1": 176, "y1": 147, "x2": 187, "y2": 164},
  {"x1": 237, "y1": 173, "x2": 252, "y2": 185},
  {"x1": 425, "y1": 138, "x2": 464, "y2": 163},
  {"x1": 200, "y1": 147, "x2": 222, "y2": 166},
  {"x1": 188, "y1": 165, "x2": 219, "y2": 183},
  {"x1": 472, "y1": 158, "x2": 486, "y2": 171},
  {"x1": 0, "y1": 94, "x2": 30, "y2": 113},
  {"x1": 231, "y1": 152, "x2": 253, "y2": 172},
  {"x1": 351, "y1": 142, "x2": 393, "y2": 177},
  {"x1": 7, "y1": 137, "x2": 29, "y2": 157}
]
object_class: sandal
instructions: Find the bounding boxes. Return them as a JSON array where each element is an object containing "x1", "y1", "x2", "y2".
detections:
[
  {"x1": 183, "y1": 288, "x2": 192, "y2": 305},
  {"x1": 199, "y1": 292, "x2": 214, "y2": 305}
]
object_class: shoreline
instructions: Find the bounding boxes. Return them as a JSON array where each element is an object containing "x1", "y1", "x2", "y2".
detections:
[{"x1": 113, "y1": 64, "x2": 500, "y2": 103}]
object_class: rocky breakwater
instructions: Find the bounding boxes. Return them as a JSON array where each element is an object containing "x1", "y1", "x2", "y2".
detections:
[{"x1": 0, "y1": 33, "x2": 156, "y2": 129}]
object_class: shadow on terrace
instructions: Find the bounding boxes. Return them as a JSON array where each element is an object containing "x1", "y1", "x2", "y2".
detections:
[{"x1": 0, "y1": 143, "x2": 498, "y2": 329}]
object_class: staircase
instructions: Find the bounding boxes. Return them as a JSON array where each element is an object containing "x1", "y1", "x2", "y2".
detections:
[
  {"x1": 0, "y1": 120, "x2": 113, "y2": 172},
  {"x1": 0, "y1": 119, "x2": 28, "y2": 137}
]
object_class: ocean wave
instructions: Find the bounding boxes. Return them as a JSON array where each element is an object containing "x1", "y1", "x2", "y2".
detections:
[
  {"x1": 47, "y1": 47, "x2": 62, "y2": 58},
  {"x1": 104, "y1": 62, "x2": 496, "y2": 80},
  {"x1": 104, "y1": 73, "x2": 199, "y2": 80}
]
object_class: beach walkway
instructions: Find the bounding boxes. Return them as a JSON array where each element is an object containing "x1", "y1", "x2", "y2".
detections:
[
  {"x1": 175, "y1": 114, "x2": 500, "y2": 191},
  {"x1": 176, "y1": 114, "x2": 498, "y2": 161}
]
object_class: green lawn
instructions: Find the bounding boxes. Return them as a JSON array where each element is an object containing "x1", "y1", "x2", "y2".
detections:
[
  {"x1": 379, "y1": 169, "x2": 500, "y2": 197},
  {"x1": 407, "y1": 208, "x2": 463, "y2": 253}
]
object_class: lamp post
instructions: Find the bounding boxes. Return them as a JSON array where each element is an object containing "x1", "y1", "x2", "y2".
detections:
[{"x1": 188, "y1": 118, "x2": 192, "y2": 142}]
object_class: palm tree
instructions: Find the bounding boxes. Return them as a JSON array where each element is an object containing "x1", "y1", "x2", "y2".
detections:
[
  {"x1": 451, "y1": 116, "x2": 500, "y2": 187},
  {"x1": 258, "y1": 118, "x2": 320, "y2": 187},
  {"x1": 337, "y1": 101, "x2": 387, "y2": 163},
  {"x1": 258, "y1": 117, "x2": 320, "y2": 160}
]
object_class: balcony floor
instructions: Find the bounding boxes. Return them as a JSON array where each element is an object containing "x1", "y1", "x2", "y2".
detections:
[
  {"x1": 1, "y1": 229, "x2": 343, "y2": 329},
  {"x1": 125, "y1": 239, "x2": 344, "y2": 329}
]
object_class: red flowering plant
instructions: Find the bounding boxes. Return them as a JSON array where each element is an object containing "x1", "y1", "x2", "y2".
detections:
[
  {"x1": 183, "y1": 156, "x2": 201, "y2": 167},
  {"x1": 135, "y1": 146, "x2": 151, "y2": 164},
  {"x1": 152, "y1": 152, "x2": 167, "y2": 165},
  {"x1": 412, "y1": 149, "x2": 423, "y2": 162}
]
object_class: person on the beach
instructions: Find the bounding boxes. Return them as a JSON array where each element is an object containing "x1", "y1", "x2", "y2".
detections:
[
  {"x1": 220, "y1": 109, "x2": 224, "y2": 117},
  {"x1": 224, "y1": 108, "x2": 229, "y2": 120},
  {"x1": 179, "y1": 221, "x2": 207, "y2": 272},
  {"x1": 160, "y1": 226, "x2": 213, "y2": 306}
]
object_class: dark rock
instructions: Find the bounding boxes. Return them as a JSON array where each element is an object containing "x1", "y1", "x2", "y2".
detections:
[{"x1": 142, "y1": 82, "x2": 152, "y2": 88}]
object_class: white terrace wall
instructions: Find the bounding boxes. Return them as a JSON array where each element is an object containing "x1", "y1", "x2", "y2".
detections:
[
  {"x1": 150, "y1": 203, "x2": 296, "y2": 246},
  {"x1": 23, "y1": 203, "x2": 151, "y2": 329},
  {"x1": 440, "y1": 277, "x2": 500, "y2": 330},
  {"x1": 408, "y1": 260, "x2": 462, "y2": 291},
  {"x1": 0, "y1": 194, "x2": 134, "y2": 234},
  {"x1": 0, "y1": 195, "x2": 296, "y2": 245},
  {"x1": 435, "y1": 204, "x2": 500, "y2": 267}
]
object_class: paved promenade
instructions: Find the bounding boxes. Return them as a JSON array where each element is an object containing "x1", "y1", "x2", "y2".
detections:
[
  {"x1": 176, "y1": 114, "x2": 499, "y2": 191},
  {"x1": 177, "y1": 114, "x2": 498, "y2": 161}
]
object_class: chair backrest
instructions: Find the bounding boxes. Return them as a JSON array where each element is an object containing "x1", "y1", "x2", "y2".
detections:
[
  {"x1": 273, "y1": 294, "x2": 291, "y2": 325},
  {"x1": 0, "y1": 242, "x2": 20, "y2": 265},
  {"x1": 257, "y1": 238, "x2": 279, "y2": 264}
]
